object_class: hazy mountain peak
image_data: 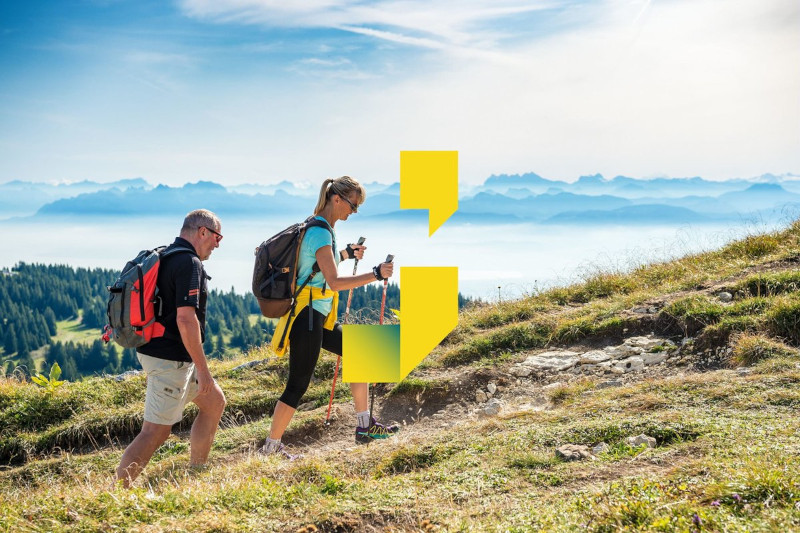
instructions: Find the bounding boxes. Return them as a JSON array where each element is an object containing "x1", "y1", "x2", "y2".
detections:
[
  {"x1": 745, "y1": 183, "x2": 786, "y2": 193},
  {"x1": 184, "y1": 181, "x2": 227, "y2": 192},
  {"x1": 576, "y1": 173, "x2": 606, "y2": 184}
]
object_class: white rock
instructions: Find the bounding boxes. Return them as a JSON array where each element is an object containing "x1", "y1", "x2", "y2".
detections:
[
  {"x1": 592, "y1": 442, "x2": 610, "y2": 454},
  {"x1": 626, "y1": 434, "x2": 657, "y2": 448},
  {"x1": 520, "y1": 350, "x2": 580, "y2": 372},
  {"x1": 604, "y1": 345, "x2": 641, "y2": 358},
  {"x1": 510, "y1": 366, "x2": 533, "y2": 377},
  {"x1": 476, "y1": 390, "x2": 488, "y2": 403},
  {"x1": 536, "y1": 350, "x2": 581, "y2": 359},
  {"x1": 542, "y1": 381, "x2": 565, "y2": 391},
  {"x1": 580, "y1": 350, "x2": 612, "y2": 365},
  {"x1": 556, "y1": 444, "x2": 592, "y2": 461},
  {"x1": 479, "y1": 398, "x2": 503, "y2": 417},
  {"x1": 624, "y1": 336, "x2": 662, "y2": 351},
  {"x1": 487, "y1": 382, "x2": 497, "y2": 395},
  {"x1": 718, "y1": 292, "x2": 733, "y2": 303},
  {"x1": 641, "y1": 352, "x2": 668, "y2": 365},
  {"x1": 612, "y1": 357, "x2": 645, "y2": 373}
]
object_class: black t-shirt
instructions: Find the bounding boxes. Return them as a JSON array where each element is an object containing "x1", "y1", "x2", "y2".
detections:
[{"x1": 137, "y1": 237, "x2": 209, "y2": 362}]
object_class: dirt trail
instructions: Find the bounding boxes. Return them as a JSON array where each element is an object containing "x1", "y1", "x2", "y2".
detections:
[{"x1": 244, "y1": 260, "x2": 792, "y2": 458}]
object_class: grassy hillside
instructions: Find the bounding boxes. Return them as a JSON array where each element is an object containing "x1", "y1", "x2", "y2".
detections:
[{"x1": 1, "y1": 221, "x2": 799, "y2": 532}]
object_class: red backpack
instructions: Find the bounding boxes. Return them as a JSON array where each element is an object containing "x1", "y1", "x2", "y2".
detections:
[{"x1": 103, "y1": 246, "x2": 195, "y2": 348}]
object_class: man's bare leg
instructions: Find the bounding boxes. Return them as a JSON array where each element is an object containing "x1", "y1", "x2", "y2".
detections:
[
  {"x1": 115, "y1": 422, "x2": 172, "y2": 488},
  {"x1": 189, "y1": 382, "x2": 226, "y2": 466}
]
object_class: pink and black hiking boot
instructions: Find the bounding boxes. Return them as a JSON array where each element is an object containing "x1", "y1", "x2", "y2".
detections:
[{"x1": 355, "y1": 418, "x2": 400, "y2": 444}]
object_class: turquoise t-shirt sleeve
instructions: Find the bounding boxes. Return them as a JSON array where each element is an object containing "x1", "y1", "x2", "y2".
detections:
[{"x1": 304, "y1": 226, "x2": 333, "y2": 255}]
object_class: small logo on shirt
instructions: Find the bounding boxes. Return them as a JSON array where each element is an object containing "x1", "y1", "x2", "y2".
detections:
[{"x1": 188, "y1": 289, "x2": 199, "y2": 297}]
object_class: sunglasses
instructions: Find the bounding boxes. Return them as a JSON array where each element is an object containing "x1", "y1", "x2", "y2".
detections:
[
  {"x1": 203, "y1": 226, "x2": 223, "y2": 242},
  {"x1": 338, "y1": 194, "x2": 358, "y2": 213}
]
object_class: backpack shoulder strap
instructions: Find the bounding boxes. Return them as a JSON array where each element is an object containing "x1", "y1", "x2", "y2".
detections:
[
  {"x1": 159, "y1": 246, "x2": 198, "y2": 259},
  {"x1": 304, "y1": 216, "x2": 334, "y2": 237},
  {"x1": 301, "y1": 217, "x2": 335, "y2": 297}
]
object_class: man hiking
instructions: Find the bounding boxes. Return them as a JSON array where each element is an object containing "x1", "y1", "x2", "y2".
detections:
[{"x1": 115, "y1": 209, "x2": 226, "y2": 487}]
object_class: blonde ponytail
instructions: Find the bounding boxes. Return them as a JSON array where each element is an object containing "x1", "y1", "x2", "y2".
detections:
[
  {"x1": 314, "y1": 179, "x2": 335, "y2": 215},
  {"x1": 313, "y1": 176, "x2": 367, "y2": 215}
]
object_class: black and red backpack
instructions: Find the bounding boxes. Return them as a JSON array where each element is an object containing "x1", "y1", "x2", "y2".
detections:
[{"x1": 103, "y1": 246, "x2": 194, "y2": 348}]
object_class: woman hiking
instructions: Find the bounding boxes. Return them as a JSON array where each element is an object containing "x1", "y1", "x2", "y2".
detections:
[{"x1": 260, "y1": 176, "x2": 398, "y2": 458}]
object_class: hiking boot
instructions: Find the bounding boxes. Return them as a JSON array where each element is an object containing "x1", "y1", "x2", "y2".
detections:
[
  {"x1": 257, "y1": 442, "x2": 300, "y2": 461},
  {"x1": 355, "y1": 418, "x2": 399, "y2": 444}
]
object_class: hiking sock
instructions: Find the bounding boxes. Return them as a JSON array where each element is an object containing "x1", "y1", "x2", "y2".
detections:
[
  {"x1": 264, "y1": 438, "x2": 282, "y2": 453},
  {"x1": 356, "y1": 410, "x2": 371, "y2": 429}
]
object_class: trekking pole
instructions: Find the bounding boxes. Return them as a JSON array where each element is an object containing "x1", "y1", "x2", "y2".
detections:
[
  {"x1": 371, "y1": 253, "x2": 394, "y2": 422},
  {"x1": 325, "y1": 237, "x2": 365, "y2": 426}
]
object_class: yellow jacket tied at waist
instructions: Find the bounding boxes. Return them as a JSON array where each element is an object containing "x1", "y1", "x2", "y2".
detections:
[{"x1": 271, "y1": 286, "x2": 339, "y2": 356}]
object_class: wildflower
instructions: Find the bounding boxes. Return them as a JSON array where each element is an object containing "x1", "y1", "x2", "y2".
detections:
[
  {"x1": 732, "y1": 493, "x2": 742, "y2": 503},
  {"x1": 692, "y1": 513, "x2": 702, "y2": 526},
  {"x1": 710, "y1": 500, "x2": 720, "y2": 507}
]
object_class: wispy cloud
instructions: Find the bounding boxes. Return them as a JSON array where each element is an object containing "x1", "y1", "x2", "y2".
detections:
[
  {"x1": 178, "y1": 0, "x2": 561, "y2": 57},
  {"x1": 1, "y1": 0, "x2": 796, "y2": 184},
  {"x1": 289, "y1": 55, "x2": 375, "y2": 79}
]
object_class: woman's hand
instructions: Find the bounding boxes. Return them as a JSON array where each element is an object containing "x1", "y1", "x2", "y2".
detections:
[
  {"x1": 344, "y1": 243, "x2": 366, "y2": 261},
  {"x1": 374, "y1": 262, "x2": 394, "y2": 280}
]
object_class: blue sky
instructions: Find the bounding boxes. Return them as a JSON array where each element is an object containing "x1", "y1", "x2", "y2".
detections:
[{"x1": 1, "y1": 0, "x2": 798, "y2": 186}]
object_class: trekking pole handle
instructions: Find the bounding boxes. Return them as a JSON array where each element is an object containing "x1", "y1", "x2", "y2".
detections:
[
  {"x1": 345, "y1": 236, "x2": 367, "y2": 261},
  {"x1": 352, "y1": 237, "x2": 366, "y2": 270},
  {"x1": 383, "y1": 254, "x2": 393, "y2": 287}
]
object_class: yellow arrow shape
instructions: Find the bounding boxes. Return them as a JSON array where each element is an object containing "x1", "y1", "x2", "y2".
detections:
[
  {"x1": 342, "y1": 266, "x2": 458, "y2": 383},
  {"x1": 400, "y1": 151, "x2": 458, "y2": 236}
]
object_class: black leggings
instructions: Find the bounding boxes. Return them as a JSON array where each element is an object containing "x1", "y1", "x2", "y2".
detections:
[{"x1": 278, "y1": 306, "x2": 342, "y2": 409}]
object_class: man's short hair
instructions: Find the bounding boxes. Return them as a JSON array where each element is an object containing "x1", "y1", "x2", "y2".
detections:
[{"x1": 181, "y1": 209, "x2": 220, "y2": 236}]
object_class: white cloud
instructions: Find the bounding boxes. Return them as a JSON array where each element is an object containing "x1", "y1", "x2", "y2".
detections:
[
  {"x1": 178, "y1": 0, "x2": 559, "y2": 54},
  {"x1": 3, "y1": 0, "x2": 795, "y2": 185},
  {"x1": 219, "y1": 0, "x2": 797, "y2": 183}
]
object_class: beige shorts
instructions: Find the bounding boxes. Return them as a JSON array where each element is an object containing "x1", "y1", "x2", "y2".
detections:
[{"x1": 137, "y1": 353, "x2": 199, "y2": 426}]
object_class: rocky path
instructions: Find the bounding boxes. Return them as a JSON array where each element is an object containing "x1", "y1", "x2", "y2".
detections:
[{"x1": 274, "y1": 332, "x2": 709, "y2": 458}]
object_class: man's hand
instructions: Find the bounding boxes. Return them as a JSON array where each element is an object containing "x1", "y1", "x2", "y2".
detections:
[
  {"x1": 176, "y1": 306, "x2": 214, "y2": 393},
  {"x1": 195, "y1": 367, "x2": 214, "y2": 396}
]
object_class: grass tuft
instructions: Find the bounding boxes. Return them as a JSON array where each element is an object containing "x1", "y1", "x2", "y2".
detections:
[
  {"x1": 729, "y1": 333, "x2": 798, "y2": 367},
  {"x1": 388, "y1": 377, "x2": 449, "y2": 397},
  {"x1": 376, "y1": 444, "x2": 452, "y2": 476},
  {"x1": 767, "y1": 296, "x2": 800, "y2": 344}
]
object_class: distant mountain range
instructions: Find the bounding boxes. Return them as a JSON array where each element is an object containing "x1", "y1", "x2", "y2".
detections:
[{"x1": 2, "y1": 173, "x2": 799, "y2": 225}]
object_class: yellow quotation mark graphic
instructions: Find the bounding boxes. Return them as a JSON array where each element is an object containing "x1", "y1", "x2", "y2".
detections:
[{"x1": 343, "y1": 151, "x2": 459, "y2": 383}]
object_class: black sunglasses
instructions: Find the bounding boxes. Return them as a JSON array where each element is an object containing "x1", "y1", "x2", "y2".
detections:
[
  {"x1": 203, "y1": 226, "x2": 223, "y2": 242},
  {"x1": 338, "y1": 194, "x2": 358, "y2": 213}
]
